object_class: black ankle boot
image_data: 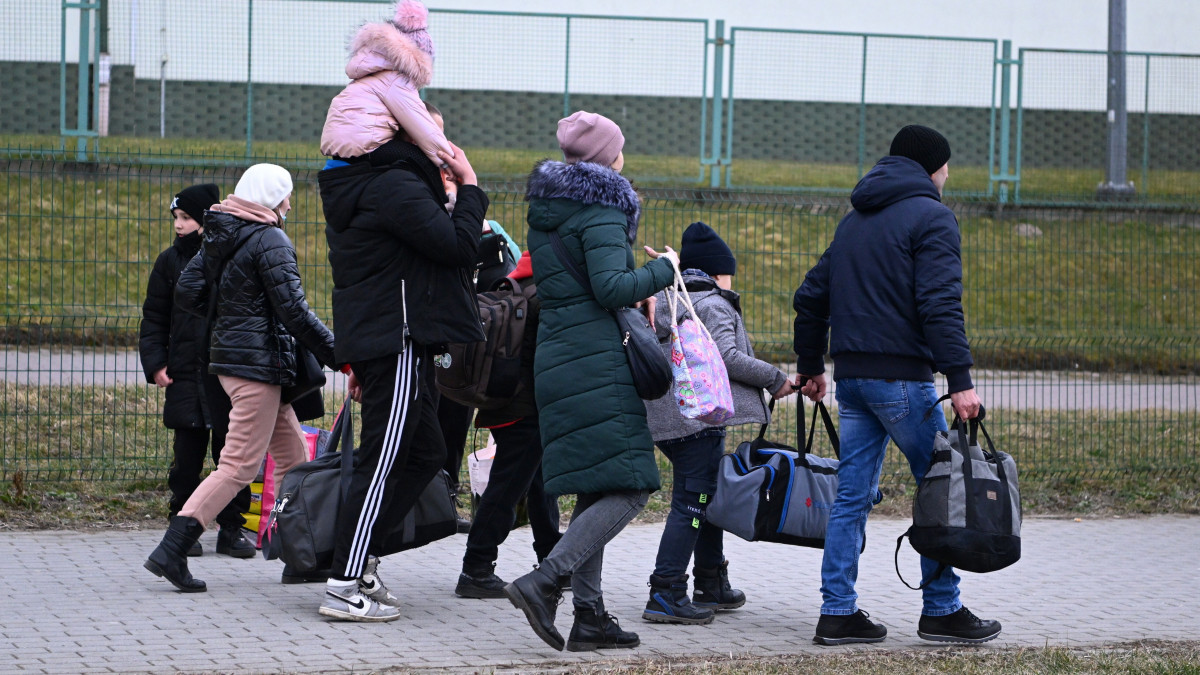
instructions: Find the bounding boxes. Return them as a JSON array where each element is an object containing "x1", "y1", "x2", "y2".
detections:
[
  {"x1": 504, "y1": 566, "x2": 565, "y2": 650},
  {"x1": 642, "y1": 574, "x2": 715, "y2": 625},
  {"x1": 144, "y1": 516, "x2": 207, "y2": 592},
  {"x1": 216, "y1": 525, "x2": 256, "y2": 559},
  {"x1": 692, "y1": 560, "x2": 746, "y2": 610},
  {"x1": 568, "y1": 604, "x2": 640, "y2": 651}
]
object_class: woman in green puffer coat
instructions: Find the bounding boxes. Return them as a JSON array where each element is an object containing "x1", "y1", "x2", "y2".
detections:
[{"x1": 503, "y1": 112, "x2": 677, "y2": 653}]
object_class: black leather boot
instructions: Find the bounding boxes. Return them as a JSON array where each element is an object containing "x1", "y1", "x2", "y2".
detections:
[
  {"x1": 216, "y1": 525, "x2": 256, "y2": 559},
  {"x1": 692, "y1": 560, "x2": 746, "y2": 610},
  {"x1": 504, "y1": 566, "x2": 565, "y2": 650},
  {"x1": 642, "y1": 574, "x2": 715, "y2": 625},
  {"x1": 144, "y1": 516, "x2": 207, "y2": 592},
  {"x1": 568, "y1": 603, "x2": 640, "y2": 651}
]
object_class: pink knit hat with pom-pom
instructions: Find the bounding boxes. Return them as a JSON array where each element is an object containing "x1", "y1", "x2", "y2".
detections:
[{"x1": 392, "y1": 0, "x2": 434, "y2": 59}]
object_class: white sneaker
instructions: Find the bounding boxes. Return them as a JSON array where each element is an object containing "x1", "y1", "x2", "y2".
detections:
[
  {"x1": 318, "y1": 584, "x2": 401, "y2": 623},
  {"x1": 360, "y1": 555, "x2": 401, "y2": 607}
]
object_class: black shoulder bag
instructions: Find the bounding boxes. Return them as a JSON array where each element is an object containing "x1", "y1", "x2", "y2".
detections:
[{"x1": 546, "y1": 230, "x2": 672, "y2": 400}]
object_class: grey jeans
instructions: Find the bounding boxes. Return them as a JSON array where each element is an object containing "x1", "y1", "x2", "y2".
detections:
[{"x1": 539, "y1": 489, "x2": 649, "y2": 611}]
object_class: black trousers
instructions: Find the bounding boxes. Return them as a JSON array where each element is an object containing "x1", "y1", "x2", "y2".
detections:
[
  {"x1": 462, "y1": 415, "x2": 561, "y2": 572},
  {"x1": 166, "y1": 380, "x2": 249, "y2": 529},
  {"x1": 437, "y1": 398, "x2": 474, "y2": 491},
  {"x1": 330, "y1": 346, "x2": 446, "y2": 581}
]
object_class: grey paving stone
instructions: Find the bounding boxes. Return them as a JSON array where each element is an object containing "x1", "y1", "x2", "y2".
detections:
[{"x1": 1, "y1": 515, "x2": 1198, "y2": 673}]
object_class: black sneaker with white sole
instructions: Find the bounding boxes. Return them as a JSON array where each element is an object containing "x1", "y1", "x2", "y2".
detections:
[
  {"x1": 813, "y1": 609, "x2": 887, "y2": 645},
  {"x1": 918, "y1": 606, "x2": 1001, "y2": 643}
]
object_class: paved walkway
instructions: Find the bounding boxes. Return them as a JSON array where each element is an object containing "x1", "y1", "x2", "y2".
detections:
[{"x1": 2, "y1": 515, "x2": 1196, "y2": 673}]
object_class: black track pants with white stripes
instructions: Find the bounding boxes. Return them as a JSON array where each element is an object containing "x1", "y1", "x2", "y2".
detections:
[{"x1": 329, "y1": 345, "x2": 447, "y2": 581}]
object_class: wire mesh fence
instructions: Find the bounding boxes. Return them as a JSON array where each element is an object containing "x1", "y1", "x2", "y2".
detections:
[
  {"x1": 1018, "y1": 48, "x2": 1200, "y2": 203},
  {"x1": 725, "y1": 29, "x2": 998, "y2": 194},
  {"x1": 0, "y1": 159, "x2": 1197, "y2": 490}
]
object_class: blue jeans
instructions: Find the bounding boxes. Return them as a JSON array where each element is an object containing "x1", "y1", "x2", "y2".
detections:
[
  {"x1": 822, "y1": 378, "x2": 962, "y2": 617},
  {"x1": 652, "y1": 431, "x2": 726, "y2": 578}
]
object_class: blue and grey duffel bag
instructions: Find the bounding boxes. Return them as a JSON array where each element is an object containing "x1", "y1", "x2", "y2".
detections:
[{"x1": 707, "y1": 399, "x2": 844, "y2": 549}]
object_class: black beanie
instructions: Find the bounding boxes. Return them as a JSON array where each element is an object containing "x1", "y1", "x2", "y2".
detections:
[
  {"x1": 170, "y1": 183, "x2": 219, "y2": 226},
  {"x1": 679, "y1": 221, "x2": 736, "y2": 277},
  {"x1": 889, "y1": 125, "x2": 951, "y2": 175}
]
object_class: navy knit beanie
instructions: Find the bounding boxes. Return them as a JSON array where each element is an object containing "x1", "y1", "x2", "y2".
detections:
[
  {"x1": 170, "y1": 183, "x2": 219, "y2": 225},
  {"x1": 889, "y1": 125, "x2": 951, "y2": 174},
  {"x1": 679, "y1": 221, "x2": 736, "y2": 277}
]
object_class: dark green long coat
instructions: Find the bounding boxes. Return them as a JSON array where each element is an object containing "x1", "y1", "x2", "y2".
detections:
[{"x1": 525, "y1": 160, "x2": 675, "y2": 496}]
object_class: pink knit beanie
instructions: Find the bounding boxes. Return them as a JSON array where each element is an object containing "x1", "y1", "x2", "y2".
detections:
[
  {"x1": 556, "y1": 111, "x2": 625, "y2": 168},
  {"x1": 392, "y1": 0, "x2": 434, "y2": 58}
]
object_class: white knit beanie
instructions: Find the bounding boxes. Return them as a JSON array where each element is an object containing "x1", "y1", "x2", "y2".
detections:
[{"x1": 234, "y1": 164, "x2": 293, "y2": 210}]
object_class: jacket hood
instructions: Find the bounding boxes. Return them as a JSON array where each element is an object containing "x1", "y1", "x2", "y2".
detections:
[
  {"x1": 345, "y1": 21, "x2": 433, "y2": 86},
  {"x1": 202, "y1": 210, "x2": 269, "y2": 263},
  {"x1": 318, "y1": 162, "x2": 378, "y2": 233},
  {"x1": 525, "y1": 160, "x2": 640, "y2": 242},
  {"x1": 850, "y1": 155, "x2": 942, "y2": 213}
]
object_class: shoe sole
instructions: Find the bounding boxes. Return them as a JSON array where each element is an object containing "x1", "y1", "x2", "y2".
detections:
[
  {"x1": 503, "y1": 583, "x2": 565, "y2": 651},
  {"x1": 918, "y1": 629, "x2": 1001, "y2": 644},
  {"x1": 216, "y1": 547, "x2": 256, "y2": 559},
  {"x1": 317, "y1": 606, "x2": 401, "y2": 622},
  {"x1": 642, "y1": 610, "x2": 715, "y2": 625},
  {"x1": 694, "y1": 598, "x2": 746, "y2": 611},
  {"x1": 143, "y1": 560, "x2": 207, "y2": 593},
  {"x1": 813, "y1": 634, "x2": 887, "y2": 646},
  {"x1": 281, "y1": 575, "x2": 328, "y2": 584},
  {"x1": 566, "y1": 638, "x2": 641, "y2": 652},
  {"x1": 455, "y1": 585, "x2": 507, "y2": 599}
]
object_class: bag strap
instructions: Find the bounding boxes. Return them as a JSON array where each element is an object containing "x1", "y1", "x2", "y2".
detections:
[
  {"x1": 664, "y1": 258, "x2": 718, "y2": 344},
  {"x1": 319, "y1": 397, "x2": 356, "y2": 501},
  {"x1": 894, "y1": 531, "x2": 950, "y2": 591},
  {"x1": 802, "y1": 398, "x2": 840, "y2": 460},
  {"x1": 547, "y1": 230, "x2": 594, "y2": 296}
]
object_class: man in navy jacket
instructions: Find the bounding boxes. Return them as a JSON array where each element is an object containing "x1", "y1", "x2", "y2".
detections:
[{"x1": 793, "y1": 125, "x2": 1000, "y2": 646}]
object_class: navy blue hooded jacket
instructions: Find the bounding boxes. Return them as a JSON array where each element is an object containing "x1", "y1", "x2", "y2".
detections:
[{"x1": 792, "y1": 155, "x2": 974, "y2": 393}]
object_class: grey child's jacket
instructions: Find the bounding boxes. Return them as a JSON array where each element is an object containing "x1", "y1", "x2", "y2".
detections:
[{"x1": 644, "y1": 272, "x2": 789, "y2": 443}]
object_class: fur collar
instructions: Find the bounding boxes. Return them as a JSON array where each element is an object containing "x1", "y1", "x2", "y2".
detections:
[
  {"x1": 346, "y1": 22, "x2": 433, "y2": 87},
  {"x1": 525, "y1": 160, "x2": 641, "y2": 241}
]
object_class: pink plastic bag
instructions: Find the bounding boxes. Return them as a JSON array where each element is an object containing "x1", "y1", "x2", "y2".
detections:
[{"x1": 667, "y1": 262, "x2": 734, "y2": 425}]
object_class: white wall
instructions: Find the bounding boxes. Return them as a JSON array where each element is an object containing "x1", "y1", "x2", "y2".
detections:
[{"x1": 427, "y1": 0, "x2": 1200, "y2": 54}]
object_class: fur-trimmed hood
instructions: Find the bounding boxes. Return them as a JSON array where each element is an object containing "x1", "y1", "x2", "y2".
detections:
[
  {"x1": 345, "y1": 21, "x2": 433, "y2": 87},
  {"x1": 525, "y1": 160, "x2": 641, "y2": 242}
]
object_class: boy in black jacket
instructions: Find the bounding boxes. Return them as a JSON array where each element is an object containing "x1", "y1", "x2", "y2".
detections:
[
  {"x1": 317, "y1": 119, "x2": 488, "y2": 622},
  {"x1": 138, "y1": 183, "x2": 254, "y2": 559}
]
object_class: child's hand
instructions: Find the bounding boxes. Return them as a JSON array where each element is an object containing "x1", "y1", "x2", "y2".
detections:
[
  {"x1": 437, "y1": 141, "x2": 477, "y2": 187},
  {"x1": 153, "y1": 367, "x2": 173, "y2": 388}
]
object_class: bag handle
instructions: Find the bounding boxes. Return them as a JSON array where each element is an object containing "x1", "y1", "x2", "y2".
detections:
[
  {"x1": 664, "y1": 258, "x2": 718, "y2": 345},
  {"x1": 801, "y1": 397, "x2": 840, "y2": 460},
  {"x1": 319, "y1": 396, "x2": 356, "y2": 501}
]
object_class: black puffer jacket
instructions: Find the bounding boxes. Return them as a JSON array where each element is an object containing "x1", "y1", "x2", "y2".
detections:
[
  {"x1": 319, "y1": 140, "x2": 489, "y2": 362},
  {"x1": 176, "y1": 211, "x2": 336, "y2": 385},
  {"x1": 139, "y1": 231, "x2": 224, "y2": 429}
]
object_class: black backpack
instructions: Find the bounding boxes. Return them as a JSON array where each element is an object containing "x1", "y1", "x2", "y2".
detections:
[
  {"x1": 474, "y1": 230, "x2": 518, "y2": 293},
  {"x1": 435, "y1": 277, "x2": 534, "y2": 410}
]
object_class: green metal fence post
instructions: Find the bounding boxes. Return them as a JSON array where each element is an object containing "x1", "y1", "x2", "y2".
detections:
[
  {"x1": 245, "y1": 0, "x2": 254, "y2": 159},
  {"x1": 75, "y1": 2, "x2": 93, "y2": 160},
  {"x1": 722, "y1": 27, "x2": 737, "y2": 188},
  {"x1": 1142, "y1": 54, "x2": 1150, "y2": 196},
  {"x1": 997, "y1": 40, "x2": 1013, "y2": 204},
  {"x1": 709, "y1": 20, "x2": 725, "y2": 188},
  {"x1": 1014, "y1": 48, "x2": 1025, "y2": 204},
  {"x1": 857, "y1": 35, "x2": 868, "y2": 179},
  {"x1": 563, "y1": 16, "x2": 572, "y2": 119}
]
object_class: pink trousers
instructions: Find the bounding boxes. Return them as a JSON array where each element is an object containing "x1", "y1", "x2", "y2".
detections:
[{"x1": 179, "y1": 375, "x2": 306, "y2": 527}]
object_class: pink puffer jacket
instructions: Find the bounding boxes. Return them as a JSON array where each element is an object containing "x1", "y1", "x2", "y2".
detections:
[{"x1": 320, "y1": 21, "x2": 452, "y2": 164}]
